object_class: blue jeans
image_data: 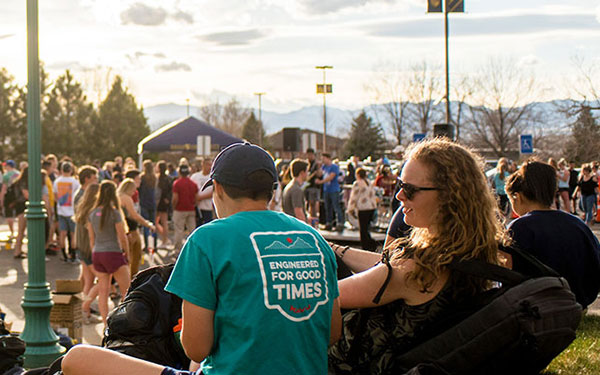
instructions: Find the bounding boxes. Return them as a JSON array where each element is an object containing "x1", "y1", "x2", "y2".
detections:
[
  {"x1": 140, "y1": 206, "x2": 156, "y2": 249},
  {"x1": 323, "y1": 191, "x2": 344, "y2": 227},
  {"x1": 582, "y1": 194, "x2": 596, "y2": 224}
]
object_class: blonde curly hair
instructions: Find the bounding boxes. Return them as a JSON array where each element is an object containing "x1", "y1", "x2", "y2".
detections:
[{"x1": 391, "y1": 138, "x2": 508, "y2": 295}]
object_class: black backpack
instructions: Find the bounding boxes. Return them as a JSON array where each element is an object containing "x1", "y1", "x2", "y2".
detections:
[
  {"x1": 395, "y1": 246, "x2": 582, "y2": 375},
  {"x1": 103, "y1": 264, "x2": 190, "y2": 370},
  {"x1": 0, "y1": 319, "x2": 26, "y2": 374}
]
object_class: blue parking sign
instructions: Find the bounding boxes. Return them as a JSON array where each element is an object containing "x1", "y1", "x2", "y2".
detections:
[
  {"x1": 413, "y1": 133, "x2": 426, "y2": 142},
  {"x1": 520, "y1": 134, "x2": 533, "y2": 154}
]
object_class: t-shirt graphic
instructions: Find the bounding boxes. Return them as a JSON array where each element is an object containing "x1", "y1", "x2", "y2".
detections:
[
  {"x1": 252, "y1": 230, "x2": 329, "y2": 321},
  {"x1": 56, "y1": 182, "x2": 74, "y2": 208}
]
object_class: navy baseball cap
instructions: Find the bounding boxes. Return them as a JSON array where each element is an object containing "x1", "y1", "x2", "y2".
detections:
[
  {"x1": 202, "y1": 142, "x2": 277, "y2": 191},
  {"x1": 5, "y1": 160, "x2": 15, "y2": 168}
]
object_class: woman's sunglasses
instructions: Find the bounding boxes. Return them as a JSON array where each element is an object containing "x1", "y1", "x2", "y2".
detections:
[{"x1": 397, "y1": 179, "x2": 440, "y2": 200}]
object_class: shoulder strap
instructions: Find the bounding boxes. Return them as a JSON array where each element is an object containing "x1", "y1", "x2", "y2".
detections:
[{"x1": 373, "y1": 250, "x2": 393, "y2": 304}]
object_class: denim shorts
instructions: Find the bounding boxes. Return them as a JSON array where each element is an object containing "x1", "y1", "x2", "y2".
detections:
[{"x1": 58, "y1": 215, "x2": 76, "y2": 232}]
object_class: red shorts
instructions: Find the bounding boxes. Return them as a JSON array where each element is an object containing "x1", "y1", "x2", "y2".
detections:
[{"x1": 92, "y1": 251, "x2": 128, "y2": 274}]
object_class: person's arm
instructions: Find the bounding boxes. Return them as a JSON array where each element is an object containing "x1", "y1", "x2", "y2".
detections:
[
  {"x1": 115, "y1": 220, "x2": 129, "y2": 258},
  {"x1": 329, "y1": 297, "x2": 342, "y2": 345},
  {"x1": 338, "y1": 262, "x2": 407, "y2": 308},
  {"x1": 121, "y1": 194, "x2": 155, "y2": 231},
  {"x1": 197, "y1": 187, "x2": 212, "y2": 201},
  {"x1": 181, "y1": 300, "x2": 215, "y2": 363},
  {"x1": 294, "y1": 206, "x2": 307, "y2": 222},
  {"x1": 172, "y1": 191, "x2": 179, "y2": 209},
  {"x1": 0, "y1": 183, "x2": 6, "y2": 207},
  {"x1": 86, "y1": 222, "x2": 95, "y2": 251},
  {"x1": 330, "y1": 243, "x2": 381, "y2": 273},
  {"x1": 317, "y1": 171, "x2": 336, "y2": 184}
]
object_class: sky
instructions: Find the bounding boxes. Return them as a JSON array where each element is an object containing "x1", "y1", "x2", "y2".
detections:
[{"x1": 1, "y1": 0, "x2": 599, "y2": 113}]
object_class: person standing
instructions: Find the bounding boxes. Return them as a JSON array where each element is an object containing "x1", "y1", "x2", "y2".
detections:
[
  {"x1": 347, "y1": 167, "x2": 378, "y2": 251},
  {"x1": 282, "y1": 159, "x2": 309, "y2": 223},
  {"x1": 54, "y1": 161, "x2": 81, "y2": 262},
  {"x1": 316, "y1": 153, "x2": 345, "y2": 232},
  {"x1": 155, "y1": 161, "x2": 172, "y2": 247},
  {"x1": 0, "y1": 160, "x2": 20, "y2": 239},
  {"x1": 139, "y1": 160, "x2": 157, "y2": 251},
  {"x1": 172, "y1": 164, "x2": 198, "y2": 251},
  {"x1": 569, "y1": 161, "x2": 579, "y2": 214},
  {"x1": 573, "y1": 164, "x2": 598, "y2": 228},
  {"x1": 190, "y1": 158, "x2": 214, "y2": 227},
  {"x1": 304, "y1": 148, "x2": 322, "y2": 226},
  {"x1": 87, "y1": 180, "x2": 130, "y2": 327}
]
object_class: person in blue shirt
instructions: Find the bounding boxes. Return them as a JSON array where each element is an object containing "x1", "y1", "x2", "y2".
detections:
[
  {"x1": 61, "y1": 143, "x2": 342, "y2": 375},
  {"x1": 316, "y1": 153, "x2": 345, "y2": 231}
]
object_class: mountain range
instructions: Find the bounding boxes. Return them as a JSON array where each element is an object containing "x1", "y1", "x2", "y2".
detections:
[{"x1": 143, "y1": 100, "x2": 574, "y2": 140}]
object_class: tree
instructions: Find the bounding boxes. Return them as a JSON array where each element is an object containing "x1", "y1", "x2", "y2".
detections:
[
  {"x1": 241, "y1": 112, "x2": 267, "y2": 146},
  {"x1": 96, "y1": 76, "x2": 149, "y2": 161},
  {"x1": 343, "y1": 111, "x2": 386, "y2": 160},
  {"x1": 0, "y1": 68, "x2": 28, "y2": 160},
  {"x1": 198, "y1": 98, "x2": 250, "y2": 137},
  {"x1": 464, "y1": 58, "x2": 540, "y2": 157},
  {"x1": 406, "y1": 61, "x2": 441, "y2": 134},
  {"x1": 565, "y1": 106, "x2": 600, "y2": 164},
  {"x1": 42, "y1": 70, "x2": 96, "y2": 160},
  {"x1": 366, "y1": 63, "x2": 410, "y2": 145}
]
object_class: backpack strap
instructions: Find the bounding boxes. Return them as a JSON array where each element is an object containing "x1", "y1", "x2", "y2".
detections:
[
  {"x1": 448, "y1": 259, "x2": 526, "y2": 288},
  {"x1": 372, "y1": 250, "x2": 393, "y2": 304}
]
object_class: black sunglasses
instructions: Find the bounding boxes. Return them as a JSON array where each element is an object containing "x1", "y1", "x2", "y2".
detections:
[{"x1": 397, "y1": 179, "x2": 440, "y2": 200}]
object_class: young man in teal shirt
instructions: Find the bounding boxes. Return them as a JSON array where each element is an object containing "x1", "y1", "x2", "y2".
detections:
[{"x1": 62, "y1": 143, "x2": 341, "y2": 375}]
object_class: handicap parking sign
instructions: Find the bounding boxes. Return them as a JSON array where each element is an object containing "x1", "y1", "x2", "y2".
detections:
[
  {"x1": 413, "y1": 133, "x2": 426, "y2": 142},
  {"x1": 520, "y1": 134, "x2": 533, "y2": 154}
]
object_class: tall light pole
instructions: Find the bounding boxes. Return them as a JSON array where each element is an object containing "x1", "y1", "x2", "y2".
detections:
[
  {"x1": 315, "y1": 66, "x2": 332, "y2": 153},
  {"x1": 428, "y1": 0, "x2": 464, "y2": 124},
  {"x1": 22, "y1": 0, "x2": 65, "y2": 367},
  {"x1": 254, "y1": 92, "x2": 265, "y2": 146}
]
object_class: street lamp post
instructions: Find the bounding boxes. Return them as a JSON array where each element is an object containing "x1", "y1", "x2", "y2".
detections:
[
  {"x1": 254, "y1": 92, "x2": 265, "y2": 146},
  {"x1": 21, "y1": 0, "x2": 65, "y2": 367},
  {"x1": 315, "y1": 66, "x2": 332, "y2": 153}
]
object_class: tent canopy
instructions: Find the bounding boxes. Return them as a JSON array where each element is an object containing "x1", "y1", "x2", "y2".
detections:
[{"x1": 138, "y1": 116, "x2": 242, "y2": 154}]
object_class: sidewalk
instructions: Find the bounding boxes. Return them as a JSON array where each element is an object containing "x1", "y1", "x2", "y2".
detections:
[{"x1": 0, "y1": 220, "x2": 177, "y2": 345}]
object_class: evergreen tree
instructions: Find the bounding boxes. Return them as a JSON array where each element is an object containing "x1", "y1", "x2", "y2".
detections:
[
  {"x1": 0, "y1": 68, "x2": 25, "y2": 160},
  {"x1": 565, "y1": 106, "x2": 600, "y2": 164},
  {"x1": 343, "y1": 111, "x2": 386, "y2": 160},
  {"x1": 42, "y1": 70, "x2": 95, "y2": 161},
  {"x1": 97, "y1": 76, "x2": 149, "y2": 160},
  {"x1": 241, "y1": 112, "x2": 267, "y2": 146}
]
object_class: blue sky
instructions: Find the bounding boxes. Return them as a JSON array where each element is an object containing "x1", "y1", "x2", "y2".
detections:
[{"x1": 0, "y1": 0, "x2": 599, "y2": 112}]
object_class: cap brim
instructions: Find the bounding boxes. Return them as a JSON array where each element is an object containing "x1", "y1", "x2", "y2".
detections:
[{"x1": 201, "y1": 179, "x2": 214, "y2": 191}]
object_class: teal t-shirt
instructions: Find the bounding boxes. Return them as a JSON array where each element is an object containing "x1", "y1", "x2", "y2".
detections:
[
  {"x1": 165, "y1": 210, "x2": 339, "y2": 375},
  {"x1": 494, "y1": 171, "x2": 509, "y2": 195}
]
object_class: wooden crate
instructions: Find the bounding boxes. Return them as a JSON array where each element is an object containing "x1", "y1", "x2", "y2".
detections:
[{"x1": 50, "y1": 319, "x2": 83, "y2": 344}]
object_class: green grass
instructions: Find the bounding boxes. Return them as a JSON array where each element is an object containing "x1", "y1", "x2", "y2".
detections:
[{"x1": 543, "y1": 314, "x2": 600, "y2": 374}]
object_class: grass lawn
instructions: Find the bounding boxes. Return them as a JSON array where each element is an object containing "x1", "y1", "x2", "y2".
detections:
[{"x1": 543, "y1": 314, "x2": 600, "y2": 374}]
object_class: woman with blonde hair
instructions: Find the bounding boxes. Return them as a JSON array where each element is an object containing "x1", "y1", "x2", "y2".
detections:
[
  {"x1": 88, "y1": 180, "x2": 130, "y2": 327},
  {"x1": 118, "y1": 178, "x2": 155, "y2": 276},
  {"x1": 556, "y1": 158, "x2": 571, "y2": 212},
  {"x1": 74, "y1": 183, "x2": 101, "y2": 323},
  {"x1": 328, "y1": 138, "x2": 507, "y2": 374}
]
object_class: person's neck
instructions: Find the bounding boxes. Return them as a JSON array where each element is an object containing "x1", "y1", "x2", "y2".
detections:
[
  {"x1": 293, "y1": 176, "x2": 304, "y2": 185},
  {"x1": 220, "y1": 199, "x2": 268, "y2": 217},
  {"x1": 520, "y1": 201, "x2": 551, "y2": 213}
]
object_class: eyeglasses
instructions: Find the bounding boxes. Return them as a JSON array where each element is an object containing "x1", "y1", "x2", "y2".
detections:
[{"x1": 397, "y1": 179, "x2": 440, "y2": 200}]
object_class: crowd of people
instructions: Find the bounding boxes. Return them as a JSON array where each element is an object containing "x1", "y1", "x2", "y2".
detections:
[{"x1": 2, "y1": 138, "x2": 600, "y2": 374}]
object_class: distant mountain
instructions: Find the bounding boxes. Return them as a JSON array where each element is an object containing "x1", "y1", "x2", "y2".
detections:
[
  {"x1": 144, "y1": 103, "x2": 357, "y2": 137},
  {"x1": 143, "y1": 100, "x2": 574, "y2": 140}
]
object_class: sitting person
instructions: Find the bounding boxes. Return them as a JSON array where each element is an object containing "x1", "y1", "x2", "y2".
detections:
[
  {"x1": 328, "y1": 138, "x2": 508, "y2": 374},
  {"x1": 504, "y1": 160, "x2": 600, "y2": 309},
  {"x1": 61, "y1": 143, "x2": 342, "y2": 375}
]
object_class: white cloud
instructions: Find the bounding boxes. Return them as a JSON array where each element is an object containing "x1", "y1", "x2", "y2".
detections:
[
  {"x1": 199, "y1": 29, "x2": 266, "y2": 46},
  {"x1": 121, "y1": 3, "x2": 168, "y2": 26},
  {"x1": 155, "y1": 61, "x2": 192, "y2": 72},
  {"x1": 596, "y1": 5, "x2": 600, "y2": 23}
]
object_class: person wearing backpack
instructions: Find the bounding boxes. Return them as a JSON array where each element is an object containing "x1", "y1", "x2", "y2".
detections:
[
  {"x1": 505, "y1": 159, "x2": 600, "y2": 309},
  {"x1": 61, "y1": 142, "x2": 342, "y2": 375},
  {"x1": 327, "y1": 138, "x2": 509, "y2": 374}
]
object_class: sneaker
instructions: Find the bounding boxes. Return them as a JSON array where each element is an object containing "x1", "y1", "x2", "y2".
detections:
[
  {"x1": 324, "y1": 224, "x2": 333, "y2": 231},
  {"x1": 83, "y1": 314, "x2": 102, "y2": 325}
]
